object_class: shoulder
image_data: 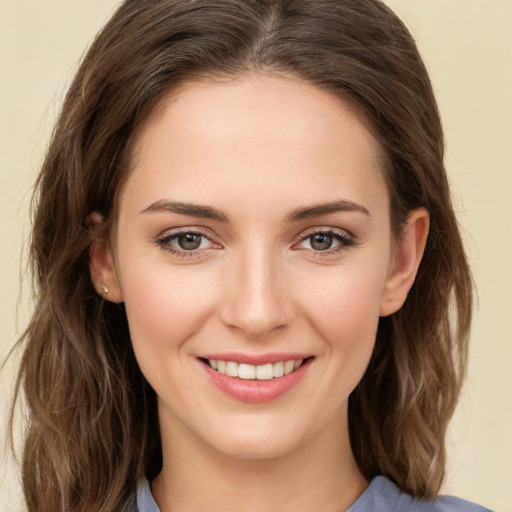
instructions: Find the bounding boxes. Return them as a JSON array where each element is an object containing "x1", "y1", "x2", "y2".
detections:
[
  {"x1": 132, "y1": 476, "x2": 493, "y2": 512},
  {"x1": 348, "y1": 476, "x2": 494, "y2": 512},
  {"x1": 133, "y1": 478, "x2": 161, "y2": 512},
  {"x1": 431, "y1": 494, "x2": 494, "y2": 512}
]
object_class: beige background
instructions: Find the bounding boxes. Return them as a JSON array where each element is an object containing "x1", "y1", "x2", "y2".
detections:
[{"x1": 1, "y1": 1, "x2": 511, "y2": 510}]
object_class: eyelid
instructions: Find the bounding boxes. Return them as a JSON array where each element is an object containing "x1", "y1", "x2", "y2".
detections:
[
  {"x1": 153, "y1": 225, "x2": 356, "y2": 258},
  {"x1": 292, "y1": 226, "x2": 357, "y2": 253},
  {"x1": 297, "y1": 226, "x2": 355, "y2": 240},
  {"x1": 154, "y1": 226, "x2": 222, "y2": 256}
]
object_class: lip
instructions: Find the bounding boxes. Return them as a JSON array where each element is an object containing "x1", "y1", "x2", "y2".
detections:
[
  {"x1": 199, "y1": 356, "x2": 313, "y2": 403},
  {"x1": 199, "y1": 352, "x2": 312, "y2": 365}
]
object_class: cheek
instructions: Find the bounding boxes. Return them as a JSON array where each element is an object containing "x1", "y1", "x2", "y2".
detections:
[
  {"x1": 295, "y1": 258, "x2": 387, "y2": 367},
  {"x1": 118, "y1": 254, "x2": 219, "y2": 361}
]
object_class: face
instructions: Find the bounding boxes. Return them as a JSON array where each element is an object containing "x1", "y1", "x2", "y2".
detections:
[{"x1": 91, "y1": 75, "x2": 426, "y2": 461}]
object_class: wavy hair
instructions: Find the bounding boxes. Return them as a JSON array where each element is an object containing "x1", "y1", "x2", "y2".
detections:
[{"x1": 9, "y1": 0, "x2": 472, "y2": 510}]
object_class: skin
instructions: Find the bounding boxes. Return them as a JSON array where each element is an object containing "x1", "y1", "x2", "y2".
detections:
[{"x1": 90, "y1": 75, "x2": 429, "y2": 511}]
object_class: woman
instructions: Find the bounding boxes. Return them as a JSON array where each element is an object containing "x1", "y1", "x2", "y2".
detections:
[{"x1": 9, "y1": 0, "x2": 492, "y2": 510}]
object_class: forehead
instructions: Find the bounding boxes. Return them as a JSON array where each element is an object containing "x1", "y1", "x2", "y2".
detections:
[{"x1": 122, "y1": 75, "x2": 388, "y2": 217}]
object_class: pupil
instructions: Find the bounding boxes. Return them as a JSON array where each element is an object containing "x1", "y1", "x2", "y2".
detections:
[
  {"x1": 311, "y1": 233, "x2": 332, "y2": 251},
  {"x1": 178, "y1": 233, "x2": 202, "y2": 250}
]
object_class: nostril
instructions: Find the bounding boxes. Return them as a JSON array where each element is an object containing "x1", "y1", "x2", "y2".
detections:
[{"x1": 217, "y1": 268, "x2": 295, "y2": 338}]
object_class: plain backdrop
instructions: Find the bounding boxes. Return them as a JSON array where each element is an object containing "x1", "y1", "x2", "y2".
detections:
[{"x1": 1, "y1": 1, "x2": 511, "y2": 510}]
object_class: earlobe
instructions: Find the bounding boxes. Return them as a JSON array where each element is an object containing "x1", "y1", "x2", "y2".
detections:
[
  {"x1": 88, "y1": 213, "x2": 124, "y2": 303},
  {"x1": 379, "y1": 208, "x2": 429, "y2": 317}
]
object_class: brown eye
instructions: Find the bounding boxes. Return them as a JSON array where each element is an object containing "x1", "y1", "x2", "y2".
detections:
[
  {"x1": 156, "y1": 230, "x2": 215, "y2": 254},
  {"x1": 177, "y1": 233, "x2": 203, "y2": 250},
  {"x1": 309, "y1": 233, "x2": 333, "y2": 251},
  {"x1": 295, "y1": 229, "x2": 355, "y2": 254}
]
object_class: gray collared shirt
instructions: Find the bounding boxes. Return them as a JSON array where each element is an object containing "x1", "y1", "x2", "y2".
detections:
[{"x1": 134, "y1": 475, "x2": 493, "y2": 511}]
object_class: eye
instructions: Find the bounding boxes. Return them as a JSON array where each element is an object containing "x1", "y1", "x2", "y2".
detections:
[
  {"x1": 308, "y1": 233, "x2": 335, "y2": 251},
  {"x1": 295, "y1": 229, "x2": 355, "y2": 253},
  {"x1": 174, "y1": 232, "x2": 205, "y2": 250},
  {"x1": 155, "y1": 229, "x2": 219, "y2": 256}
]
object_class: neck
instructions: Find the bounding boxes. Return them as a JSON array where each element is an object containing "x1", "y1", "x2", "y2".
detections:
[{"x1": 152, "y1": 405, "x2": 368, "y2": 512}]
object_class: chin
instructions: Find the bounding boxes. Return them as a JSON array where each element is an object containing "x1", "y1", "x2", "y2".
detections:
[
  {"x1": 213, "y1": 435, "x2": 301, "y2": 461},
  {"x1": 195, "y1": 414, "x2": 322, "y2": 462}
]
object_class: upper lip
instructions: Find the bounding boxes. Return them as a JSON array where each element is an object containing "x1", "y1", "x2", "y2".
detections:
[{"x1": 198, "y1": 352, "x2": 313, "y2": 365}]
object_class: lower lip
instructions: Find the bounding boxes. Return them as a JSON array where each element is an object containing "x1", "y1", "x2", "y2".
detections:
[{"x1": 200, "y1": 359, "x2": 312, "y2": 403}]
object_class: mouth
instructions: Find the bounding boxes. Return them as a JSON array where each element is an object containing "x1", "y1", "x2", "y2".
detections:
[
  {"x1": 200, "y1": 357, "x2": 312, "y2": 380},
  {"x1": 198, "y1": 353, "x2": 314, "y2": 402}
]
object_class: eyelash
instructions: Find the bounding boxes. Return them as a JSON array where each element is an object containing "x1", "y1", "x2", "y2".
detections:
[
  {"x1": 294, "y1": 229, "x2": 356, "y2": 255},
  {"x1": 155, "y1": 228, "x2": 219, "y2": 258},
  {"x1": 155, "y1": 227, "x2": 356, "y2": 258}
]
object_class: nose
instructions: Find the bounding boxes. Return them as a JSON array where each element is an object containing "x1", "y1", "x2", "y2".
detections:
[{"x1": 218, "y1": 246, "x2": 295, "y2": 339}]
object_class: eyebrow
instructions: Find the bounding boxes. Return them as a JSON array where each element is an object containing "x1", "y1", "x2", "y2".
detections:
[
  {"x1": 140, "y1": 199, "x2": 229, "y2": 222},
  {"x1": 285, "y1": 199, "x2": 371, "y2": 221},
  {"x1": 140, "y1": 198, "x2": 370, "y2": 223}
]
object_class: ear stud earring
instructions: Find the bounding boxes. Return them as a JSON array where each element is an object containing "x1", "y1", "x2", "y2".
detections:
[{"x1": 101, "y1": 284, "x2": 109, "y2": 294}]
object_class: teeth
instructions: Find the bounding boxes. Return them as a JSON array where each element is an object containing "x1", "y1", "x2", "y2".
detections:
[
  {"x1": 207, "y1": 358, "x2": 305, "y2": 380},
  {"x1": 226, "y1": 361, "x2": 238, "y2": 377},
  {"x1": 273, "y1": 362, "x2": 284, "y2": 378},
  {"x1": 238, "y1": 363, "x2": 256, "y2": 380},
  {"x1": 256, "y1": 363, "x2": 273, "y2": 380},
  {"x1": 284, "y1": 360, "x2": 295, "y2": 374}
]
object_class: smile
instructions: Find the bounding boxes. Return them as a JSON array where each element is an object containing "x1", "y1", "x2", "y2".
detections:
[
  {"x1": 200, "y1": 356, "x2": 313, "y2": 403},
  {"x1": 206, "y1": 359, "x2": 304, "y2": 380}
]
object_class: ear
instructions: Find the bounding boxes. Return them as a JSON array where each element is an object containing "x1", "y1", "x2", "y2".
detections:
[
  {"x1": 379, "y1": 208, "x2": 429, "y2": 317},
  {"x1": 88, "y1": 213, "x2": 124, "y2": 303}
]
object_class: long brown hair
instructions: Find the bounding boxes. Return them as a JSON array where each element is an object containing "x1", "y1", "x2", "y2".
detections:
[{"x1": 10, "y1": 0, "x2": 472, "y2": 510}]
